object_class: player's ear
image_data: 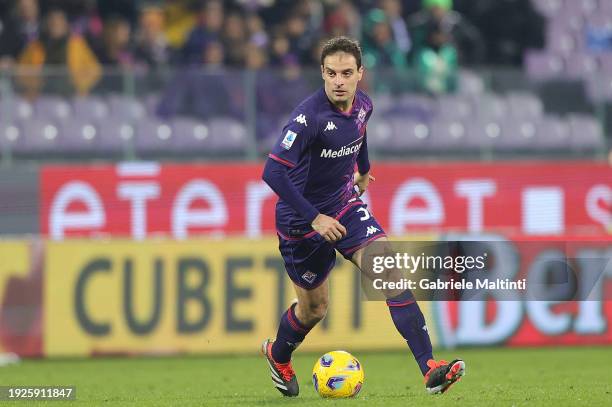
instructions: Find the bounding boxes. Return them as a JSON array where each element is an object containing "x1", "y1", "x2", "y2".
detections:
[
  {"x1": 320, "y1": 65, "x2": 325, "y2": 79},
  {"x1": 357, "y1": 66, "x2": 364, "y2": 81}
]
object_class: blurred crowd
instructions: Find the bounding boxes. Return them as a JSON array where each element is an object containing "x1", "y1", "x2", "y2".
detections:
[{"x1": 0, "y1": 0, "x2": 497, "y2": 96}]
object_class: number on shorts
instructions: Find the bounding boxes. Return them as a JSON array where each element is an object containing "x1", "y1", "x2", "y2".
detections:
[{"x1": 357, "y1": 207, "x2": 370, "y2": 221}]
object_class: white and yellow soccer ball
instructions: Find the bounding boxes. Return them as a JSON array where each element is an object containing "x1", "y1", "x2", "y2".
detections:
[{"x1": 312, "y1": 350, "x2": 364, "y2": 398}]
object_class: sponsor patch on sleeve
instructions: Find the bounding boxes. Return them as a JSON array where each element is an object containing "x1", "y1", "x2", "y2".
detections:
[{"x1": 281, "y1": 130, "x2": 297, "y2": 150}]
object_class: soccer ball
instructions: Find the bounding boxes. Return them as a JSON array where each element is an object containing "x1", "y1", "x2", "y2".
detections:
[{"x1": 312, "y1": 350, "x2": 364, "y2": 398}]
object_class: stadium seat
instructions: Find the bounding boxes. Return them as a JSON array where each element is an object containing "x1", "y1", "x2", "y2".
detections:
[
  {"x1": 387, "y1": 118, "x2": 431, "y2": 152},
  {"x1": 436, "y1": 95, "x2": 472, "y2": 120},
  {"x1": 563, "y1": 0, "x2": 598, "y2": 17},
  {"x1": 457, "y1": 69, "x2": 485, "y2": 95},
  {"x1": 394, "y1": 94, "x2": 435, "y2": 121},
  {"x1": 429, "y1": 118, "x2": 471, "y2": 152},
  {"x1": 506, "y1": 91, "x2": 544, "y2": 119},
  {"x1": 1, "y1": 97, "x2": 33, "y2": 122},
  {"x1": 95, "y1": 119, "x2": 134, "y2": 154},
  {"x1": 585, "y1": 15, "x2": 612, "y2": 30},
  {"x1": 547, "y1": 26, "x2": 578, "y2": 56},
  {"x1": 551, "y1": 9, "x2": 586, "y2": 33},
  {"x1": 585, "y1": 73, "x2": 612, "y2": 102},
  {"x1": 472, "y1": 93, "x2": 507, "y2": 119},
  {"x1": 525, "y1": 51, "x2": 564, "y2": 80},
  {"x1": 601, "y1": 0, "x2": 612, "y2": 14},
  {"x1": 370, "y1": 93, "x2": 394, "y2": 116},
  {"x1": 567, "y1": 113, "x2": 604, "y2": 151},
  {"x1": 107, "y1": 94, "x2": 146, "y2": 122},
  {"x1": 34, "y1": 96, "x2": 72, "y2": 122},
  {"x1": 366, "y1": 117, "x2": 393, "y2": 151},
  {"x1": 0, "y1": 123, "x2": 20, "y2": 152},
  {"x1": 13, "y1": 119, "x2": 61, "y2": 155},
  {"x1": 208, "y1": 117, "x2": 248, "y2": 154},
  {"x1": 171, "y1": 117, "x2": 213, "y2": 153},
  {"x1": 58, "y1": 119, "x2": 99, "y2": 153},
  {"x1": 465, "y1": 118, "x2": 503, "y2": 150},
  {"x1": 597, "y1": 53, "x2": 612, "y2": 73},
  {"x1": 530, "y1": 0, "x2": 564, "y2": 18},
  {"x1": 134, "y1": 117, "x2": 174, "y2": 155},
  {"x1": 535, "y1": 115, "x2": 571, "y2": 151},
  {"x1": 564, "y1": 53, "x2": 599, "y2": 78},
  {"x1": 499, "y1": 117, "x2": 538, "y2": 151},
  {"x1": 72, "y1": 96, "x2": 109, "y2": 121}
]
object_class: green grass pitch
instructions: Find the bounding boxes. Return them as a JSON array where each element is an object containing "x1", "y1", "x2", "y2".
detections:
[{"x1": 1, "y1": 347, "x2": 611, "y2": 406}]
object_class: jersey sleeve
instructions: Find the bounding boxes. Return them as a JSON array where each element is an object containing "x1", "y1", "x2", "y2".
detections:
[
  {"x1": 356, "y1": 102, "x2": 373, "y2": 175},
  {"x1": 356, "y1": 132, "x2": 370, "y2": 175},
  {"x1": 268, "y1": 105, "x2": 317, "y2": 168}
]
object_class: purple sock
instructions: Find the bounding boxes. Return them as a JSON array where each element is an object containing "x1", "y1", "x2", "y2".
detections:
[
  {"x1": 271, "y1": 303, "x2": 311, "y2": 363},
  {"x1": 387, "y1": 291, "x2": 434, "y2": 375}
]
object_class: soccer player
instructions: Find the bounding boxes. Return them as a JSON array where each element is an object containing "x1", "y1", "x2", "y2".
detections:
[{"x1": 261, "y1": 36, "x2": 465, "y2": 396}]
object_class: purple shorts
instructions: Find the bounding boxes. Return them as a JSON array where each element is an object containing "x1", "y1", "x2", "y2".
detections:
[{"x1": 276, "y1": 199, "x2": 386, "y2": 290}]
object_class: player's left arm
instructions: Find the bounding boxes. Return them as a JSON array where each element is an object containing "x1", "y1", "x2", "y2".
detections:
[{"x1": 354, "y1": 132, "x2": 374, "y2": 196}]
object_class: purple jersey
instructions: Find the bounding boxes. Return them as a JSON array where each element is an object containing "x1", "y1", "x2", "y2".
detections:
[{"x1": 268, "y1": 88, "x2": 373, "y2": 229}]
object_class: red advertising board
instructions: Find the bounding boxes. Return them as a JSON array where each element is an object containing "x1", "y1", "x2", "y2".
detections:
[
  {"x1": 41, "y1": 161, "x2": 612, "y2": 239},
  {"x1": 433, "y1": 238, "x2": 612, "y2": 347}
]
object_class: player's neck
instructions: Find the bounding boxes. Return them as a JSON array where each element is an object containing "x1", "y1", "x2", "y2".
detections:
[
  {"x1": 335, "y1": 102, "x2": 351, "y2": 113},
  {"x1": 329, "y1": 94, "x2": 355, "y2": 114}
]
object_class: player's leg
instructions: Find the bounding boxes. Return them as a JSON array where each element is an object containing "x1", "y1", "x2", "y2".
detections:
[
  {"x1": 350, "y1": 240, "x2": 434, "y2": 373},
  {"x1": 263, "y1": 232, "x2": 335, "y2": 397},
  {"x1": 335, "y1": 201, "x2": 465, "y2": 394},
  {"x1": 270, "y1": 280, "x2": 329, "y2": 363},
  {"x1": 351, "y1": 241, "x2": 465, "y2": 394},
  {"x1": 262, "y1": 281, "x2": 329, "y2": 397}
]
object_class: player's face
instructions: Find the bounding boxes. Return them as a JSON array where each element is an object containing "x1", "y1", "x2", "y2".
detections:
[{"x1": 321, "y1": 52, "x2": 363, "y2": 111}]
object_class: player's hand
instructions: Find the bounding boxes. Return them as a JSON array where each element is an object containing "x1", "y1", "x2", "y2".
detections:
[
  {"x1": 311, "y1": 214, "x2": 347, "y2": 242},
  {"x1": 353, "y1": 171, "x2": 375, "y2": 196}
]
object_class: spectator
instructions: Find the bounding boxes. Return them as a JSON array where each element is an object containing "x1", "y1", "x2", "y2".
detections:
[
  {"x1": 293, "y1": 0, "x2": 324, "y2": 43},
  {"x1": 17, "y1": 8, "x2": 101, "y2": 98},
  {"x1": 459, "y1": 0, "x2": 543, "y2": 66},
  {"x1": 409, "y1": 0, "x2": 484, "y2": 66},
  {"x1": 94, "y1": 16, "x2": 133, "y2": 67},
  {"x1": 235, "y1": 0, "x2": 275, "y2": 13},
  {"x1": 181, "y1": 0, "x2": 223, "y2": 64},
  {"x1": 0, "y1": 0, "x2": 40, "y2": 69},
  {"x1": 284, "y1": 11, "x2": 314, "y2": 64},
  {"x1": 324, "y1": 0, "x2": 361, "y2": 39},
  {"x1": 268, "y1": 30, "x2": 291, "y2": 66},
  {"x1": 379, "y1": 0, "x2": 411, "y2": 55},
  {"x1": 96, "y1": 0, "x2": 138, "y2": 27},
  {"x1": 73, "y1": 0, "x2": 104, "y2": 48},
  {"x1": 245, "y1": 43, "x2": 267, "y2": 70},
  {"x1": 246, "y1": 13, "x2": 268, "y2": 48},
  {"x1": 361, "y1": 9, "x2": 408, "y2": 72},
  {"x1": 203, "y1": 40, "x2": 225, "y2": 69},
  {"x1": 222, "y1": 10, "x2": 247, "y2": 67},
  {"x1": 134, "y1": 5, "x2": 170, "y2": 70},
  {"x1": 409, "y1": 0, "x2": 459, "y2": 94},
  {"x1": 162, "y1": 0, "x2": 198, "y2": 51}
]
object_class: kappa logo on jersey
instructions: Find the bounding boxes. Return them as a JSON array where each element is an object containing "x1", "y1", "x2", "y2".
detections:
[
  {"x1": 324, "y1": 121, "x2": 337, "y2": 131},
  {"x1": 301, "y1": 271, "x2": 317, "y2": 284},
  {"x1": 281, "y1": 130, "x2": 297, "y2": 150},
  {"x1": 293, "y1": 114, "x2": 307, "y2": 126},
  {"x1": 365, "y1": 225, "x2": 380, "y2": 237}
]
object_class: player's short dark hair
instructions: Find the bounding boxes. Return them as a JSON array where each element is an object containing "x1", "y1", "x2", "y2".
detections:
[{"x1": 320, "y1": 37, "x2": 362, "y2": 69}]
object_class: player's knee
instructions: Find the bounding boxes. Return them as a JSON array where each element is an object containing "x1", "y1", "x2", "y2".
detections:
[{"x1": 303, "y1": 301, "x2": 328, "y2": 325}]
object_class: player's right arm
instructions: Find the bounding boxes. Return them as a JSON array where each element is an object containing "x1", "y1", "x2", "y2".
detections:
[{"x1": 262, "y1": 106, "x2": 346, "y2": 242}]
